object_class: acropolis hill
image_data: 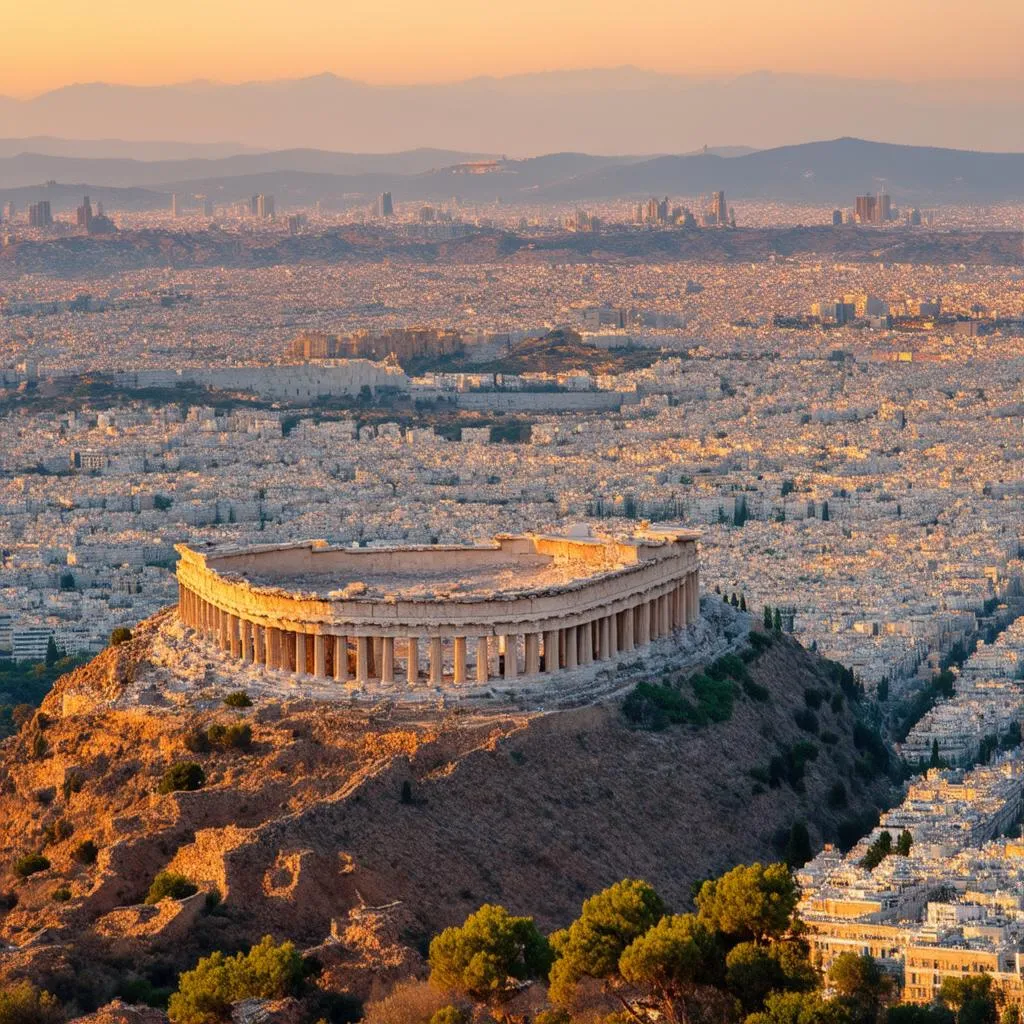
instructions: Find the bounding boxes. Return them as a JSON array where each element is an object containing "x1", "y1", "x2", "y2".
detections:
[
  {"x1": 0, "y1": 601, "x2": 896, "y2": 1008},
  {"x1": 173, "y1": 526, "x2": 701, "y2": 697}
]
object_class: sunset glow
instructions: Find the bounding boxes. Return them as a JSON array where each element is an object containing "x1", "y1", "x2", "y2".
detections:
[{"x1": 3, "y1": 0, "x2": 1022, "y2": 96}]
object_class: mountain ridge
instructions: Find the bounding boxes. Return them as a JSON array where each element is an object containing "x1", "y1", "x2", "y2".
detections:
[
  {"x1": 1, "y1": 138, "x2": 1021, "y2": 208},
  {"x1": 1, "y1": 70, "x2": 1020, "y2": 153}
]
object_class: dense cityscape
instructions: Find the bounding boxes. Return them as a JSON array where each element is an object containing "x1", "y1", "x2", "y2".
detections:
[{"x1": 1, "y1": 6, "x2": 1024, "y2": 1021}]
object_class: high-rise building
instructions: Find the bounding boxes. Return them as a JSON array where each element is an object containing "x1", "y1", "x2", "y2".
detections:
[
  {"x1": 76, "y1": 195, "x2": 93, "y2": 230},
  {"x1": 832, "y1": 209, "x2": 843, "y2": 226},
  {"x1": 855, "y1": 194, "x2": 877, "y2": 224},
  {"x1": 249, "y1": 194, "x2": 274, "y2": 219},
  {"x1": 711, "y1": 191, "x2": 728, "y2": 226},
  {"x1": 201, "y1": 196, "x2": 214, "y2": 217},
  {"x1": 28, "y1": 201, "x2": 52, "y2": 227},
  {"x1": 377, "y1": 192, "x2": 394, "y2": 217},
  {"x1": 171, "y1": 193, "x2": 179, "y2": 218},
  {"x1": 877, "y1": 191, "x2": 892, "y2": 223}
]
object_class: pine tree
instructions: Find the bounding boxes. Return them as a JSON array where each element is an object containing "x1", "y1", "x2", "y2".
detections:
[
  {"x1": 896, "y1": 829, "x2": 913, "y2": 856},
  {"x1": 763, "y1": 605, "x2": 773, "y2": 630},
  {"x1": 45, "y1": 636, "x2": 59, "y2": 667},
  {"x1": 773, "y1": 608, "x2": 782, "y2": 633},
  {"x1": 739, "y1": 594, "x2": 747, "y2": 612},
  {"x1": 730, "y1": 592, "x2": 739, "y2": 608},
  {"x1": 930, "y1": 738, "x2": 941, "y2": 768}
]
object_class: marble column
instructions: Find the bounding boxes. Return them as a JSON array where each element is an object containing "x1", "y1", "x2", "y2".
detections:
[
  {"x1": 333, "y1": 636, "x2": 349, "y2": 681},
  {"x1": 608, "y1": 614, "x2": 618, "y2": 657},
  {"x1": 406, "y1": 637, "x2": 419, "y2": 684},
  {"x1": 355, "y1": 637, "x2": 370, "y2": 684},
  {"x1": 229, "y1": 615, "x2": 241, "y2": 658},
  {"x1": 381, "y1": 637, "x2": 395, "y2": 684},
  {"x1": 638, "y1": 602, "x2": 651, "y2": 645},
  {"x1": 598, "y1": 616, "x2": 610, "y2": 660},
  {"x1": 453, "y1": 637, "x2": 467, "y2": 684},
  {"x1": 314, "y1": 634, "x2": 326, "y2": 677},
  {"x1": 579, "y1": 623, "x2": 593, "y2": 665},
  {"x1": 565, "y1": 626, "x2": 578, "y2": 669},
  {"x1": 267, "y1": 626, "x2": 280, "y2": 669},
  {"x1": 254, "y1": 623, "x2": 265, "y2": 666},
  {"x1": 429, "y1": 637, "x2": 444, "y2": 685},
  {"x1": 543, "y1": 630, "x2": 559, "y2": 672},
  {"x1": 476, "y1": 636, "x2": 490, "y2": 683},
  {"x1": 502, "y1": 636, "x2": 518, "y2": 679},
  {"x1": 622, "y1": 607, "x2": 635, "y2": 651},
  {"x1": 219, "y1": 609, "x2": 230, "y2": 651},
  {"x1": 240, "y1": 620, "x2": 253, "y2": 663},
  {"x1": 525, "y1": 633, "x2": 540, "y2": 675},
  {"x1": 295, "y1": 632, "x2": 308, "y2": 677}
]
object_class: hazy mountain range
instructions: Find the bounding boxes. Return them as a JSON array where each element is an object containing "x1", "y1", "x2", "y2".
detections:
[
  {"x1": 1, "y1": 69, "x2": 1021, "y2": 154},
  {"x1": 0, "y1": 138, "x2": 1021, "y2": 212}
]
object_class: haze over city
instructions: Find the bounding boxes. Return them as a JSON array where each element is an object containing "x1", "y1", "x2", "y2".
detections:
[{"x1": 0, "y1": 3, "x2": 1024, "y2": 1024}]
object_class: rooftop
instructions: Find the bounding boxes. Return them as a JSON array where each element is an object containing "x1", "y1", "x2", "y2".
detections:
[{"x1": 178, "y1": 526, "x2": 699, "y2": 604}]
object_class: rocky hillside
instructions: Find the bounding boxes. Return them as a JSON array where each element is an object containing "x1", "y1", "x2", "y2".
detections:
[{"x1": 0, "y1": 609, "x2": 895, "y2": 1012}]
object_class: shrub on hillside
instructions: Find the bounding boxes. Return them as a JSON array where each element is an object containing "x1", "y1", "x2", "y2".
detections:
[
  {"x1": 12, "y1": 853, "x2": 50, "y2": 878},
  {"x1": 793, "y1": 708, "x2": 819, "y2": 734},
  {"x1": 146, "y1": 872, "x2": 198, "y2": 905},
  {"x1": 73, "y1": 840, "x2": 98, "y2": 865},
  {"x1": 186, "y1": 723, "x2": 252, "y2": 754},
  {"x1": 0, "y1": 982, "x2": 62, "y2": 1024},
  {"x1": 167, "y1": 935, "x2": 305, "y2": 1024},
  {"x1": 362, "y1": 980, "x2": 454, "y2": 1024},
  {"x1": 41, "y1": 819, "x2": 73, "y2": 847},
  {"x1": 223, "y1": 690, "x2": 252, "y2": 708},
  {"x1": 707, "y1": 653, "x2": 749, "y2": 684},
  {"x1": 109, "y1": 627, "x2": 133, "y2": 646},
  {"x1": 622, "y1": 682, "x2": 698, "y2": 730},
  {"x1": 803, "y1": 688, "x2": 823, "y2": 710},
  {"x1": 691, "y1": 672, "x2": 735, "y2": 723},
  {"x1": 158, "y1": 762, "x2": 205, "y2": 794},
  {"x1": 742, "y1": 678, "x2": 771, "y2": 701}
]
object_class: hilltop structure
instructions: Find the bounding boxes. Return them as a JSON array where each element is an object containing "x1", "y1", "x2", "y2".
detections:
[{"x1": 175, "y1": 527, "x2": 700, "y2": 689}]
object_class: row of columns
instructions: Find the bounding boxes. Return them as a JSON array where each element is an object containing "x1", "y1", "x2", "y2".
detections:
[{"x1": 178, "y1": 569, "x2": 700, "y2": 686}]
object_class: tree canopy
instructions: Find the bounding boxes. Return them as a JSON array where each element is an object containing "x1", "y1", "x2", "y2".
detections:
[
  {"x1": 548, "y1": 878, "x2": 665, "y2": 1005},
  {"x1": 428, "y1": 904, "x2": 552, "y2": 1009},
  {"x1": 695, "y1": 862, "x2": 799, "y2": 944}
]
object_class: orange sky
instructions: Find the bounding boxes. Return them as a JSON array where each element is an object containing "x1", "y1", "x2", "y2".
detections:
[{"x1": 3, "y1": 0, "x2": 1022, "y2": 96}]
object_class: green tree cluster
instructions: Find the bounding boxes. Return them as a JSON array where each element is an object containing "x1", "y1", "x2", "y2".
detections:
[
  {"x1": 167, "y1": 936, "x2": 305, "y2": 1024},
  {"x1": 430, "y1": 863, "x2": 847, "y2": 1024},
  {"x1": 145, "y1": 871, "x2": 199, "y2": 904},
  {"x1": 0, "y1": 981, "x2": 62, "y2": 1024}
]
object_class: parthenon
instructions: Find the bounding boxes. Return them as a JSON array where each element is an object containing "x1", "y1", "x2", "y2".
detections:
[{"x1": 174, "y1": 526, "x2": 700, "y2": 689}]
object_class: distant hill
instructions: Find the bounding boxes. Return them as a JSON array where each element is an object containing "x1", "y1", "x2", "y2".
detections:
[
  {"x1": 0, "y1": 146, "x2": 502, "y2": 189},
  {"x1": 2, "y1": 138, "x2": 1021, "y2": 210},
  {"x1": 537, "y1": 138, "x2": 1024, "y2": 202},
  {"x1": 0, "y1": 137, "x2": 261, "y2": 160},
  {"x1": 0, "y1": 69, "x2": 1019, "y2": 153}
]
